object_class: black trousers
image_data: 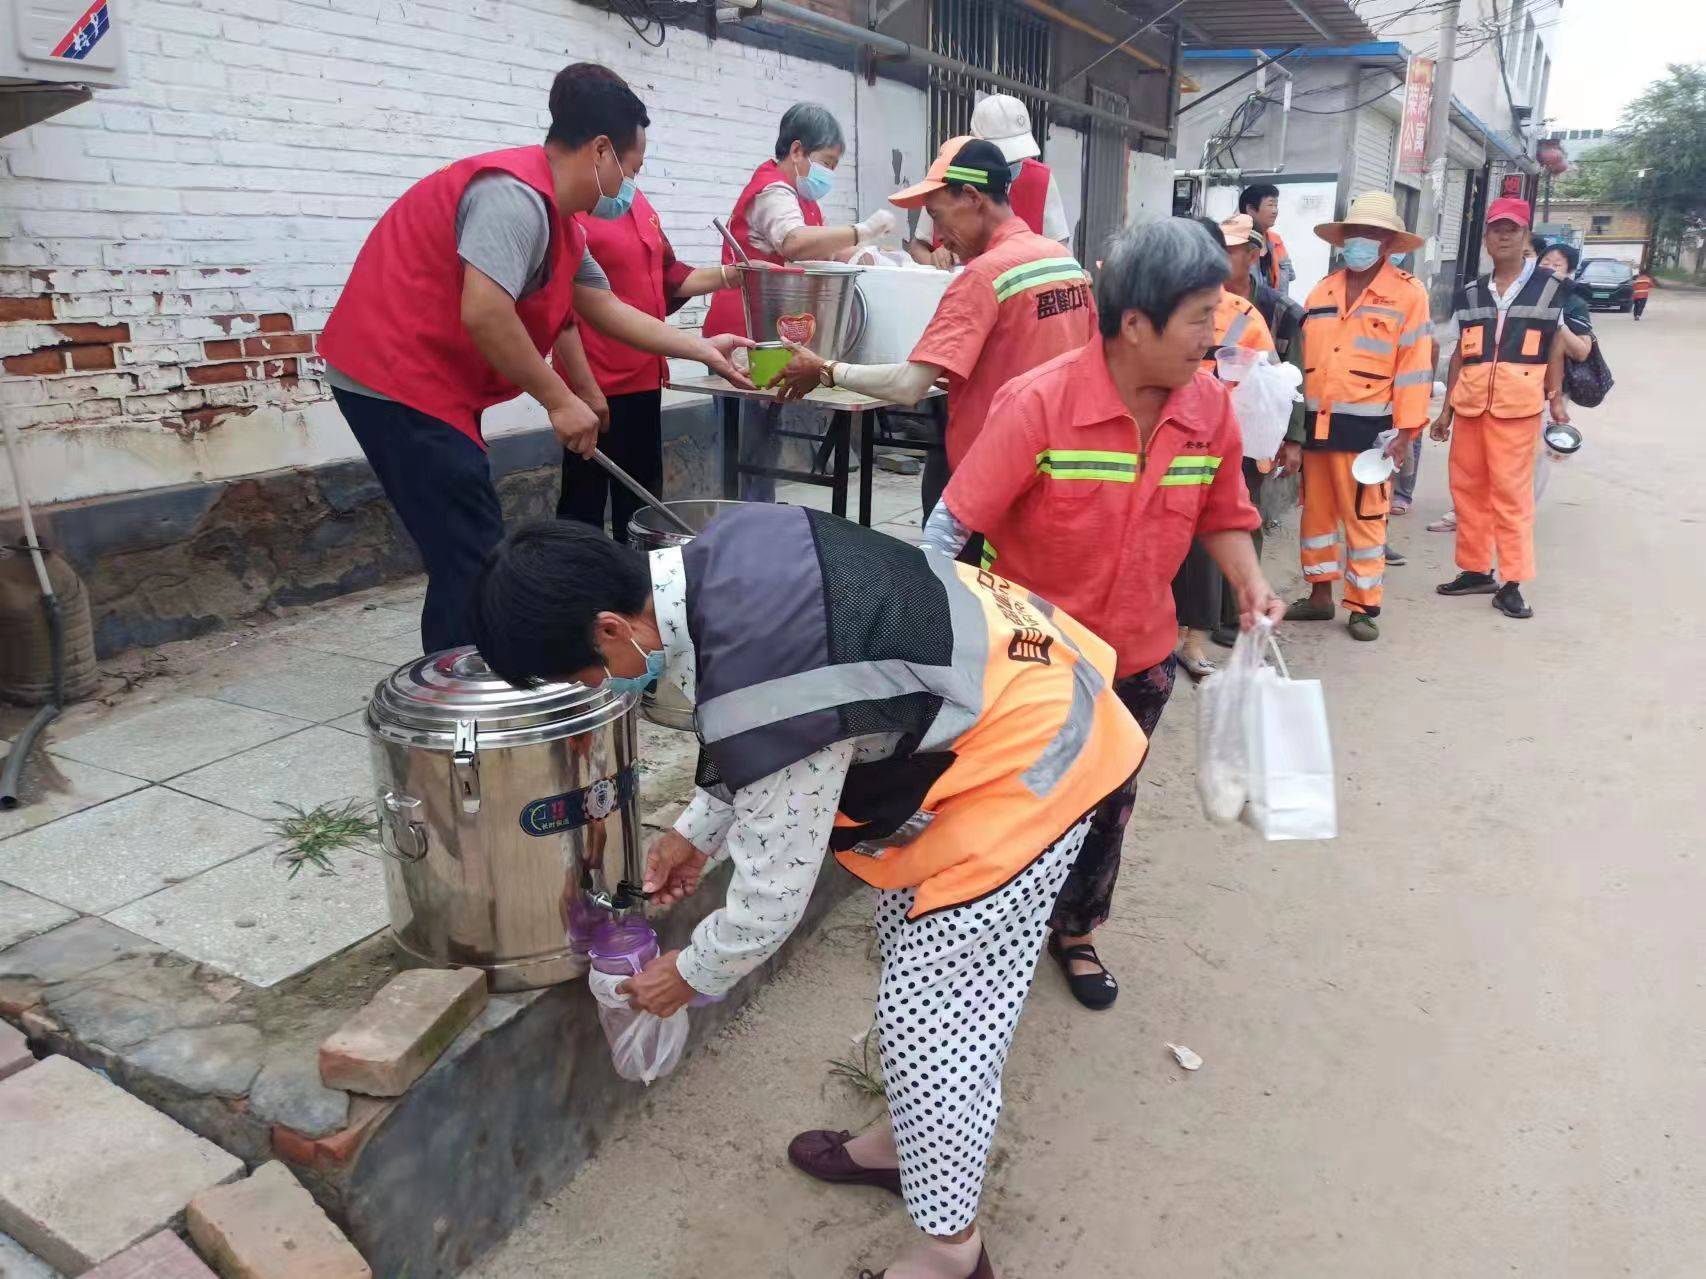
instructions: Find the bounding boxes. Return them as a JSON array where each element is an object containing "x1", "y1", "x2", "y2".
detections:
[
  {"x1": 1633, "y1": 296, "x2": 1648, "y2": 319},
  {"x1": 1219, "y1": 459, "x2": 1268, "y2": 631},
  {"x1": 557, "y1": 389, "x2": 663, "y2": 544},
  {"x1": 334, "y1": 388, "x2": 503, "y2": 654},
  {"x1": 919, "y1": 397, "x2": 951, "y2": 525}
]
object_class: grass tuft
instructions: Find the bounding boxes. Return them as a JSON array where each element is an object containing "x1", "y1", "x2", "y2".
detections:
[{"x1": 269, "y1": 798, "x2": 378, "y2": 878}]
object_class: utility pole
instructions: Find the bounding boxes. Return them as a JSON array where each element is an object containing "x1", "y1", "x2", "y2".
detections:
[{"x1": 1412, "y1": 0, "x2": 1459, "y2": 305}]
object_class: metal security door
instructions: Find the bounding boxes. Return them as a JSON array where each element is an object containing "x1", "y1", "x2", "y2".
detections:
[
  {"x1": 927, "y1": 0, "x2": 1052, "y2": 150},
  {"x1": 1081, "y1": 84, "x2": 1129, "y2": 264}
]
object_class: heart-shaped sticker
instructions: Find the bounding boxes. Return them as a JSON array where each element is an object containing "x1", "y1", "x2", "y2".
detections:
[{"x1": 775, "y1": 312, "x2": 817, "y2": 346}]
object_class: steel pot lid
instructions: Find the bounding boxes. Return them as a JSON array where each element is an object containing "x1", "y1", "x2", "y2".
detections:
[{"x1": 369, "y1": 646, "x2": 635, "y2": 736}]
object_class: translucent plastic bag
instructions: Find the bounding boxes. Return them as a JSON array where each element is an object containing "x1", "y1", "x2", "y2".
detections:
[
  {"x1": 1229, "y1": 358, "x2": 1303, "y2": 463},
  {"x1": 1196, "y1": 618, "x2": 1270, "y2": 824},
  {"x1": 587, "y1": 969, "x2": 690, "y2": 1085}
]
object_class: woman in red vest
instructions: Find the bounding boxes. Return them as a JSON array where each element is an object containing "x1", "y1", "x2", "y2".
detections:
[
  {"x1": 701, "y1": 103, "x2": 896, "y2": 340},
  {"x1": 318, "y1": 65, "x2": 751, "y2": 654},
  {"x1": 905, "y1": 94, "x2": 1071, "y2": 268},
  {"x1": 556, "y1": 191, "x2": 742, "y2": 543}
]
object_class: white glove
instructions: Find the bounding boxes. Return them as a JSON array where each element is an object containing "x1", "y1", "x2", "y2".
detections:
[{"x1": 854, "y1": 208, "x2": 897, "y2": 244}]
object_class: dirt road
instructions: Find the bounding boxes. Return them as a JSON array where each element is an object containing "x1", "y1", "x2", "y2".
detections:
[{"x1": 473, "y1": 289, "x2": 1706, "y2": 1279}]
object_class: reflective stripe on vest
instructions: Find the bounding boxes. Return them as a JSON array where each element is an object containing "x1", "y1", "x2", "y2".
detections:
[
  {"x1": 1158, "y1": 455, "x2": 1223, "y2": 487},
  {"x1": 1035, "y1": 449, "x2": 1139, "y2": 482},
  {"x1": 992, "y1": 257, "x2": 1086, "y2": 303},
  {"x1": 1451, "y1": 271, "x2": 1562, "y2": 418}
]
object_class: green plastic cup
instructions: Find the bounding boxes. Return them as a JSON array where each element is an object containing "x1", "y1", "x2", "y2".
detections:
[{"x1": 747, "y1": 343, "x2": 792, "y2": 388}]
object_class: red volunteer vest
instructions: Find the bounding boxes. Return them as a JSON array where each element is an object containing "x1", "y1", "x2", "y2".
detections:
[
  {"x1": 702, "y1": 159, "x2": 823, "y2": 340},
  {"x1": 319, "y1": 146, "x2": 583, "y2": 448},
  {"x1": 573, "y1": 191, "x2": 670, "y2": 396},
  {"x1": 1009, "y1": 157, "x2": 1050, "y2": 236},
  {"x1": 933, "y1": 157, "x2": 1052, "y2": 246}
]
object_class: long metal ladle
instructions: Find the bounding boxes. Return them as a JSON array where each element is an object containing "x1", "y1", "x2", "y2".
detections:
[
  {"x1": 712, "y1": 216, "x2": 750, "y2": 264},
  {"x1": 591, "y1": 448, "x2": 697, "y2": 537}
]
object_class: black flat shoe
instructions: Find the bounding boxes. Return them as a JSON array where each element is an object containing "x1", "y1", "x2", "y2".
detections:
[
  {"x1": 1492, "y1": 582, "x2": 1533, "y2": 619},
  {"x1": 1048, "y1": 933, "x2": 1118, "y2": 1010},
  {"x1": 1437, "y1": 570, "x2": 1498, "y2": 596}
]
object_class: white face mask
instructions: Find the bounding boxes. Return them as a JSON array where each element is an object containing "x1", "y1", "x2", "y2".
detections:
[{"x1": 1341, "y1": 236, "x2": 1384, "y2": 271}]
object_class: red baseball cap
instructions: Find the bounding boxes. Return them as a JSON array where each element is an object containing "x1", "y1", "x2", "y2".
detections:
[{"x1": 1486, "y1": 196, "x2": 1533, "y2": 228}]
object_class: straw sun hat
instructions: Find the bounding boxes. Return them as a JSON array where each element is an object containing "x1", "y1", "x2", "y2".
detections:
[{"x1": 1314, "y1": 191, "x2": 1424, "y2": 253}]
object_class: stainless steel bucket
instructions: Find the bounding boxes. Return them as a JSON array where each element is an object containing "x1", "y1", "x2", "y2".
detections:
[
  {"x1": 738, "y1": 262, "x2": 865, "y2": 359},
  {"x1": 627, "y1": 499, "x2": 747, "y2": 731},
  {"x1": 366, "y1": 647, "x2": 642, "y2": 990}
]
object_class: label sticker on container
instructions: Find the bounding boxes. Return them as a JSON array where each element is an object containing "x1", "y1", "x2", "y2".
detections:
[
  {"x1": 775, "y1": 312, "x2": 817, "y2": 346},
  {"x1": 519, "y1": 767, "x2": 638, "y2": 836}
]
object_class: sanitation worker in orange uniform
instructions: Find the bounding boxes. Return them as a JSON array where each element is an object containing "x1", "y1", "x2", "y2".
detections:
[
  {"x1": 1431, "y1": 196, "x2": 1569, "y2": 620},
  {"x1": 1284, "y1": 192, "x2": 1432, "y2": 643}
]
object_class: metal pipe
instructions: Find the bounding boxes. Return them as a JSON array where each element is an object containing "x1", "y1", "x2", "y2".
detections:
[
  {"x1": 1056, "y1": 0, "x2": 1193, "y2": 90},
  {"x1": 758, "y1": 0, "x2": 1171, "y2": 140},
  {"x1": 1014, "y1": 0, "x2": 1171, "y2": 76}
]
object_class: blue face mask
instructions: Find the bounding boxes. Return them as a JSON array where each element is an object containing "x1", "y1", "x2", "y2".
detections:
[
  {"x1": 603, "y1": 639, "x2": 665, "y2": 697},
  {"x1": 591, "y1": 153, "x2": 637, "y2": 221},
  {"x1": 796, "y1": 159, "x2": 835, "y2": 203},
  {"x1": 1341, "y1": 236, "x2": 1384, "y2": 271},
  {"x1": 1007, "y1": 160, "x2": 1025, "y2": 181}
]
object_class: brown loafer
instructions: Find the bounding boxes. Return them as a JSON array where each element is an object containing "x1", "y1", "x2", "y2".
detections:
[
  {"x1": 787, "y1": 1128, "x2": 903, "y2": 1197},
  {"x1": 858, "y1": 1246, "x2": 995, "y2": 1278}
]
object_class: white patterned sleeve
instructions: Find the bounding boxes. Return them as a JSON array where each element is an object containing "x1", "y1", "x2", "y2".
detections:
[
  {"x1": 673, "y1": 740, "x2": 855, "y2": 997},
  {"x1": 674, "y1": 788, "x2": 736, "y2": 863}
]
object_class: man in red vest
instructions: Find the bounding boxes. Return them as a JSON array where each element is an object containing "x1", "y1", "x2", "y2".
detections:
[
  {"x1": 319, "y1": 64, "x2": 751, "y2": 653},
  {"x1": 906, "y1": 94, "x2": 1071, "y2": 268}
]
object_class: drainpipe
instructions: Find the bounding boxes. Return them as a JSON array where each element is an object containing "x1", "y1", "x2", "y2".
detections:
[{"x1": 754, "y1": 0, "x2": 1172, "y2": 142}]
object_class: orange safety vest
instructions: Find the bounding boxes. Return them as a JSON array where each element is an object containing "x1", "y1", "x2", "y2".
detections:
[
  {"x1": 1632, "y1": 274, "x2": 1654, "y2": 299},
  {"x1": 1448, "y1": 268, "x2": 1563, "y2": 419},
  {"x1": 1300, "y1": 260, "x2": 1433, "y2": 451},
  {"x1": 682, "y1": 504, "x2": 1145, "y2": 919},
  {"x1": 1203, "y1": 287, "x2": 1276, "y2": 372},
  {"x1": 1264, "y1": 228, "x2": 1292, "y2": 290}
]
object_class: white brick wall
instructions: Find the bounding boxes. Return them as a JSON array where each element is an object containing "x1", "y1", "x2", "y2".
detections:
[{"x1": 0, "y1": 0, "x2": 874, "y2": 506}]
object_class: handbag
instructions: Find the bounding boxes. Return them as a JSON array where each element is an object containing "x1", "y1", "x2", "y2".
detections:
[{"x1": 1564, "y1": 338, "x2": 1614, "y2": 408}]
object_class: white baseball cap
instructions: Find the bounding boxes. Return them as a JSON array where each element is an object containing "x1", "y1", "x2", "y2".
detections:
[{"x1": 971, "y1": 94, "x2": 1041, "y2": 163}]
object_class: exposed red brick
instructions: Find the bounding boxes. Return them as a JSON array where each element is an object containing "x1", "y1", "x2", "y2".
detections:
[
  {"x1": 181, "y1": 405, "x2": 258, "y2": 432},
  {"x1": 0, "y1": 296, "x2": 54, "y2": 322},
  {"x1": 211, "y1": 313, "x2": 258, "y2": 334},
  {"x1": 270, "y1": 1095, "x2": 397, "y2": 1174},
  {"x1": 258, "y1": 313, "x2": 293, "y2": 333},
  {"x1": 260, "y1": 358, "x2": 298, "y2": 379},
  {"x1": 3, "y1": 349, "x2": 65, "y2": 375},
  {"x1": 203, "y1": 339, "x2": 243, "y2": 360},
  {"x1": 52, "y1": 321, "x2": 131, "y2": 344},
  {"x1": 68, "y1": 344, "x2": 118, "y2": 371},
  {"x1": 186, "y1": 362, "x2": 253, "y2": 385},
  {"x1": 242, "y1": 333, "x2": 312, "y2": 357},
  {"x1": 81, "y1": 1230, "x2": 217, "y2": 1278}
]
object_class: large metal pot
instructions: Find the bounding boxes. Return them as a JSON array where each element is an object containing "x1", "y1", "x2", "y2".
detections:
[
  {"x1": 738, "y1": 262, "x2": 864, "y2": 359},
  {"x1": 366, "y1": 648, "x2": 642, "y2": 990},
  {"x1": 627, "y1": 499, "x2": 746, "y2": 731}
]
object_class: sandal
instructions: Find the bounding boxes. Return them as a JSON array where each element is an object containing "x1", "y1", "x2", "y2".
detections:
[
  {"x1": 1175, "y1": 650, "x2": 1215, "y2": 683},
  {"x1": 1048, "y1": 933, "x2": 1119, "y2": 1010},
  {"x1": 787, "y1": 1129, "x2": 902, "y2": 1196},
  {"x1": 860, "y1": 1246, "x2": 996, "y2": 1279},
  {"x1": 1284, "y1": 597, "x2": 1336, "y2": 622}
]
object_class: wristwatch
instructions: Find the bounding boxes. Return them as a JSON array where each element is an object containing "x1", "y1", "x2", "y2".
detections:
[{"x1": 820, "y1": 361, "x2": 838, "y2": 389}]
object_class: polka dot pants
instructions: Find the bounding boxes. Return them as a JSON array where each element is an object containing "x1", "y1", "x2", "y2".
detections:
[{"x1": 873, "y1": 816, "x2": 1090, "y2": 1236}]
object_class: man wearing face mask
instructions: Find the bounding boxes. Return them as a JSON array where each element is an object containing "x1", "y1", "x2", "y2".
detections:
[
  {"x1": 320, "y1": 63, "x2": 752, "y2": 654},
  {"x1": 776, "y1": 138, "x2": 1098, "y2": 519},
  {"x1": 1284, "y1": 192, "x2": 1432, "y2": 643},
  {"x1": 906, "y1": 94, "x2": 1071, "y2": 269}
]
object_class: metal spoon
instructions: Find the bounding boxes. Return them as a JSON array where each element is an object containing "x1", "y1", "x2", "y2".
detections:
[
  {"x1": 712, "y1": 217, "x2": 750, "y2": 265},
  {"x1": 591, "y1": 449, "x2": 697, "y2": 537}
]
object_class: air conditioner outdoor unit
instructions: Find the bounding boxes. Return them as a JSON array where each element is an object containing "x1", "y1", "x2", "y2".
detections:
[{"x1": 1, "y1": 0, "x2": 127, "y2": 137}]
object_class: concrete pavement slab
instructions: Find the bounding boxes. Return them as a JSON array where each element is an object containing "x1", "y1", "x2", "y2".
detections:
[
  {"x1": 0, "y1": 1055, "x2": 242, "y2": 1275},
  {"x1": 0, "y1": 885, "x2": 76, "y2": 951},
  {"x1": 168, "y1": 726, "x2": 372, "y2": 822},
  {"x1": 211, "y1": 651, "x2": 394, "y2": 724},
  {"x1": 0, "y1": 1231, "x2": 62, "y2": 1279},
  {"x1": 0, "y1": 754, "x2": 147, "y2": 840},
  {"x1": 0, "y1": 789, "x2": 270, "y2": 915},
  {"x1": 51, "y1": 698, "x2": 308, "y2": 783},
  {"x1": 105, "y1": 843, "x2": 387, "y2": 987}
]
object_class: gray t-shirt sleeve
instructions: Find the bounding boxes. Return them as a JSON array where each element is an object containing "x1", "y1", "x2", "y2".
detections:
[
  {"x1": 455, "y1": 173, "x2": 552, "y2": 299},
  {"x1": 575, "y1": 250, "x2": 610, "y2": 291}
]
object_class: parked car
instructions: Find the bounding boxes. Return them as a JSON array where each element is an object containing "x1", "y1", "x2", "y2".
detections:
[{"x1": 1577, "y1": 258, "x2": 1636, "y2": 311}]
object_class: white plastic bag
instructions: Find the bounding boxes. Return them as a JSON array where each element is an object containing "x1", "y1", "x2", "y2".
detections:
[
  {"x1": 587, "y1": 969, "x2": 690, "y2": 1085},
  {"x1": 1230, "y1": 359, "x2": 1303, "y2": 463},
  {"x1": 1243, "y1": 637, "x2": 1337, "y2": 841},
  {"x1": 1195, "y1": 618, "x2": 1268, "y2": 823}
]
